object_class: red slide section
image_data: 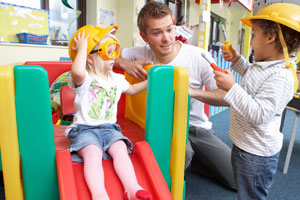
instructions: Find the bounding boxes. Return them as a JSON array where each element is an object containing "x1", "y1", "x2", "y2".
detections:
[{"x1": 56, "y1": 141, "x2": 173, "y2": 200}]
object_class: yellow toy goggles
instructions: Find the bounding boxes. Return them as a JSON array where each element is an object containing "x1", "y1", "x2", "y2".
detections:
[{"x1": 90, "y1": 40, "x2": 120, "y2": 60}]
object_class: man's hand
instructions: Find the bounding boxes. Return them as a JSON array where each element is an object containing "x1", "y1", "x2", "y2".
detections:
[
  {"x1": 125, "y1": 60, "x2": 153, "y2": 80},
  {"x1": 213, "y1": 70, "x2": 236, "y2": 92},
  {"x1": 115, "y1": 58, "x2": 153, "y2": 81}
]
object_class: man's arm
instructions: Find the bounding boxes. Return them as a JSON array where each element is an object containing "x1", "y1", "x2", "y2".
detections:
[{"x1": 189, "y1": 88, "x2": 229, "y2": 106}]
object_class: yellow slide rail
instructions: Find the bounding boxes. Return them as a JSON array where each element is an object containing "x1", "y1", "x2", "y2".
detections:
[{"x1": 0, "y1": 66, "x2": 24, "y2": 200}]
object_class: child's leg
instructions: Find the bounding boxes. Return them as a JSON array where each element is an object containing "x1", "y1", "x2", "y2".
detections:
[
  {"x1": 231, "y1": 145, "x2": 279, "y2": 200},
  {"x1": 78, "y1": 145, "x2": 109, "y2": 200},
  {"x1": 107, "y1": 140, "x2": 152, "y2": 200}
]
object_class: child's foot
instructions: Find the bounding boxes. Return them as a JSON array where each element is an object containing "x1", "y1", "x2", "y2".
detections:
[
  {"x1": 124, "y1": 190, "x2": 152, "y2": 200},
  {"x1": 135, "y1": 190, "x2": 152, "y2": 200}
]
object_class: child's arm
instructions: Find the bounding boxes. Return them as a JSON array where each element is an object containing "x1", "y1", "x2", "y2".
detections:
[
  {"x1": 125, "y1": 80, "x2": 147, "y2": 95},
  {"x1": 221, "y1": 45, "x2": 251, "y2": 77},
  {"x1": 71, "y1": 31, "x2": 90, "y2": 87}
]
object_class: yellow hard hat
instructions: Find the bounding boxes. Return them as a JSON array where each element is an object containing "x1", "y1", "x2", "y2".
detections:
[
  {"x1": 68, "y1": 25, "x2": 118, "y2": 61},
  {"x1": 241, "y1": 3, "x2": 300, "y2": 32},
  {"x1": 242, "y1": 3, "x2": 300, "y2": 94}
]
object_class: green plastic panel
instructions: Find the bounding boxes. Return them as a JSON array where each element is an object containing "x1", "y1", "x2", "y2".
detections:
[
  {"x1": 14, "y1": 65, "x2": 59, "y2": 200},
  {"x1": 145, "y1": 65, "x2": 174, "y2": 188}
]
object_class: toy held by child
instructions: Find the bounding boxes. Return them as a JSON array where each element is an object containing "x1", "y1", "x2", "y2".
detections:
[
  {"x1": 66, "y1": 25, "x2": 152, "y2": 200},
  {"x1": 214, "y1": 3, "x2": 300, "y2": 200}
]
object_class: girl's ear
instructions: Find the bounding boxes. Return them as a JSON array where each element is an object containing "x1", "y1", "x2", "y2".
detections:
[
  {"x1": 87, "y1": 54, "x2": 94, "y2": 65},
  {"x1": 266, "y1": 32, "x2": 276, "y2": 44}
]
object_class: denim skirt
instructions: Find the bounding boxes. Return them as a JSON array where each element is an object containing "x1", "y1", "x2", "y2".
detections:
[{"x1": 67, "y1": 123, "x2": 133, "y2": 162}]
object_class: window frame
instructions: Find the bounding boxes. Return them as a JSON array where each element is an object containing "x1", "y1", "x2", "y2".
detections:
[
  {"x1": 166, "y1": 0, "x2": 182, "y2": 23},
  {"x1": 42, "y1": 0, "x2": 86, "y2": 46}
]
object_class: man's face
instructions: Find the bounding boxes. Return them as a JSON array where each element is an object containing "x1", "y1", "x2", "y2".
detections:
[{"x1": 140, "y1": 15, "x2": 176, "y2": 57}]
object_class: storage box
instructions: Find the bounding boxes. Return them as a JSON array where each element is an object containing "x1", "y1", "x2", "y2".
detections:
[{"x1": 16, "y1": 33, "x2": 49, "y2": 45}]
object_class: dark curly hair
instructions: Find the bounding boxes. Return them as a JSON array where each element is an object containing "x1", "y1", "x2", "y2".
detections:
[
  {"x1": 137, "y1": 1, "x2": 173, "y2": 33},
  {"x1": 251, "y1": 19, "x2": 300, "y2": 54}
]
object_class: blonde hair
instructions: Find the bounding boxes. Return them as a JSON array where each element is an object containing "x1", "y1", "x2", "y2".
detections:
[{"x1": 86, "y1": 33, "x2": 119, "y2": 77}]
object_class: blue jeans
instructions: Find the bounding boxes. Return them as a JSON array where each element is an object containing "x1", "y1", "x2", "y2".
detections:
[{"x1": 231, "y1": 144, "x2": 279, "y2": 200}]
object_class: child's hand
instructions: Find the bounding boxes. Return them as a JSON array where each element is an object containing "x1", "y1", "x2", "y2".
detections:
[
  {"x1": 213, "y1": 70, "x2": 236, "y2": 92},
  {"x1": 220, "y1": 45, "x2": 240, "y2": 65},
  {"x1": 72, "y1": 31, "x2": 90, "y2": 52}
]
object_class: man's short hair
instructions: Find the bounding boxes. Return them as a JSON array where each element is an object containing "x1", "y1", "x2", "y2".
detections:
[{"x1": 137, "y1": 1, "x2": 173, "y2": 33}]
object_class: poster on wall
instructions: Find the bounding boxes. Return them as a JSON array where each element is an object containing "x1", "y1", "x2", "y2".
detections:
[
  {"x1": 0, "y1": 2, "x2": 50, "y2": 44},
  {"x1": 98, "y1": 8, "x2": 115, "y2": 27},
  {"x1": 236, "y1": 0, "x2": 254, "y2": 12}
]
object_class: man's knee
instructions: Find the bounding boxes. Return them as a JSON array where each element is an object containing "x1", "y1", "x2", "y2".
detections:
[{"x1": 185, "y1": 141, "x2": 194, "y2": 170}]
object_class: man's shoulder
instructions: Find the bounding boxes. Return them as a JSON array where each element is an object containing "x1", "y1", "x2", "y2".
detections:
[
  {"x1": 181, "y1": 43, "x2": 204, "y2": 52},
  {"x1": 122, "y1": 45, "x2": 152, "y2": 59},
  {"x1": 180, "y1": 43, "x2": 207, "y2": 58}
]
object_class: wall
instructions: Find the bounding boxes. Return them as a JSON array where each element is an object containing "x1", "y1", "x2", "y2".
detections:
[
  {"x1": 0, "y1": 43, "x2": 69, "y2": 65},
  {"x1": 188, "y1": 0, "x2": 199, "y2": 27},
  {"x1": 189, "y1": 1, "x2": 247, "y2": 50},
  {"x1": 0, "y1": 0, "x2": 251, "y2": 65},
  {"x1": 132, "y1": 0, "x2": 147, "y2": 46},
  {"x1": 230, "y1": 9, "x2": 246, "y2": 51},
  {"x1": 116, "y1": 0, "x2": 134, "y2": 47},
  {"x1": 0, "y1": 0, "x2": 147, "y2": 65},
  {"x1": 87, "y1": 0, "x2": 144, "y2": 48},
  {"x1": 86, "y1": 0, "x2": 98, "y2": 26}
]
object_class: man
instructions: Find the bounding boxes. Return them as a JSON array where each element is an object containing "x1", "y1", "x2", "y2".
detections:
[{"x1": 115, "y1": 1, "x2": 236, "y2": 191}]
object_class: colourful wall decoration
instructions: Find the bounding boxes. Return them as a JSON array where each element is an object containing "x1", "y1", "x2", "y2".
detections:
[{"x1": 0, "y1": 2, "x2": 50, "y2": 44}]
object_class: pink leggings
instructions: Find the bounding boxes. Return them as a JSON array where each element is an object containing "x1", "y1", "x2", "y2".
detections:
[{"x1": 78, "y1": 140, "x2": 142, "y2": 200}]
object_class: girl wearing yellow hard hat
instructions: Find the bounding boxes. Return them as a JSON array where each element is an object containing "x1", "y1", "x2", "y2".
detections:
[
  {"x1": 67, "y1": 25, "x2": 151, "y2": 200},
  {"x1": 214, "y1": 3, "x2": 300, "y2": 200}
]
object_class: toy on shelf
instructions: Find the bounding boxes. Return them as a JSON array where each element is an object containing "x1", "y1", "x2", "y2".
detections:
[{"x1": 16, "y1": 33, "x2": 49, "y2": 45}]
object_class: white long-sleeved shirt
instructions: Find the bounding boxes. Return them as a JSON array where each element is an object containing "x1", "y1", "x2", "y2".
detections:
[{"x1": 225, "y1": 57, "x2": 295, "y2": 156}]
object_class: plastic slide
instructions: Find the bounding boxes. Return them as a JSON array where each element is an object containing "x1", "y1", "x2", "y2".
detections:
[
  {"x1": 0, "y1": 62, "x2": 188, "y2": 200},
  {"x1": 56, "y1": 141, "x2": 172, "y2": 200}
]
